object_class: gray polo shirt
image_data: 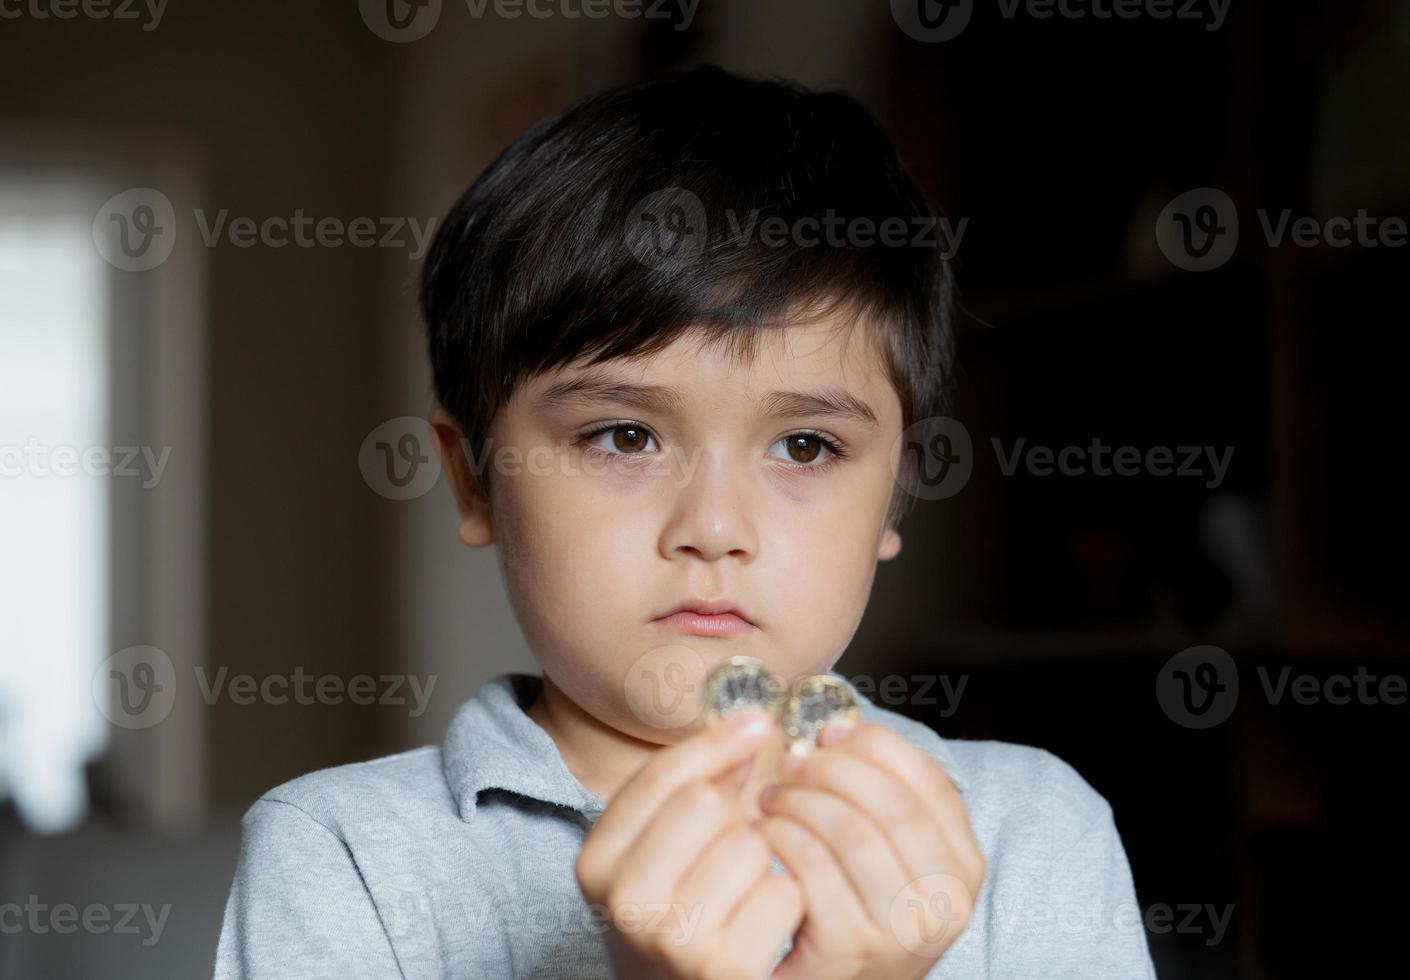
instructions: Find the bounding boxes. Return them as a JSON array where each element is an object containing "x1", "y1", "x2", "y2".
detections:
[{"x1": 214, "y1": 672, "x2": 1157, "y2": 978}]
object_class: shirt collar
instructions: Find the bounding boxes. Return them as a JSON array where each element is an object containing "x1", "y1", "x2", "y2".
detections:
[
  {"x1": 442, "y1": 669, "x2": 968, "y2": 824},
  {"x1": 442, "y1": 673, "x2": 607, "y2": 822}
]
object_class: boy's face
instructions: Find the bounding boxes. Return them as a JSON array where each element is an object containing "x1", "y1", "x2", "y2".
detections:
[{"x1": 436, "y1": 315, "x2": 906, "y2": 745}]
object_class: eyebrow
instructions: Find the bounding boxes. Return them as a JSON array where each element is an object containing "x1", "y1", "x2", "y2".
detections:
[{"x1": 535, "y1": 373, "x2": 880, "y2": 427}]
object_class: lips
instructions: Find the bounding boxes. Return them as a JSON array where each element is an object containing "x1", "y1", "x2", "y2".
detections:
[{"x1": 652, "y1": 599, "x2": 759, "y2": 637}]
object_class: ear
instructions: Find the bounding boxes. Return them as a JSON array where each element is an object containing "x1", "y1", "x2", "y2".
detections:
[
  {"x1": 429, "y1": 404, "x2": 494, "y2": 548},
  {"x1": 877, "y1": 525, "x2": 902, "y2": 561}
]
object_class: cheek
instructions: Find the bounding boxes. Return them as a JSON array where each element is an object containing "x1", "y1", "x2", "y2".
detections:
[
  {"x1": 496, "y1": 469, "x2": 653, "y2": 638},
  {"x1": 774, "y1": 522, "x2": 878, "y2": 601},
  {"x1": 762, "y1": 506, "x2": 886, "y2": 672}
]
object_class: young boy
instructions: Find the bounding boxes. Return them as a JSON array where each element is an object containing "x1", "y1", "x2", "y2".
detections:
[{"x1": 215, "y1": 67, "x2": 1156, "y2": 979}]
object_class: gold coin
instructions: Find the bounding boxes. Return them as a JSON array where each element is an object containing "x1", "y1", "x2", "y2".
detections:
[
  {"x1": 700, "y1": 656, "x2": 784, "y2": 724},
  {"x1": 781, "y1": 674, "x2": 859, "y2": 753}
]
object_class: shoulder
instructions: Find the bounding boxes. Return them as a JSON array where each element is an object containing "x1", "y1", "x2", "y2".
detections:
[
  {"x1": 946, "y1": 738, "x2": 1113, "y2": 849},
  {"x1": 861, "y1": 700, "x2": 1113, "y2": 855},
  {"x1": 242, "y1": 745, "x2": 453, "y2": 838},
  {"x1": 860, "y1": 717, "x2": 1157, "y2": 975}
]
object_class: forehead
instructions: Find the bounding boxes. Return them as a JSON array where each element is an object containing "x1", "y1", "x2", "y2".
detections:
[
  {"x1": 672, "y1": 319, "x2": 883, "y2": 386},
  {"x1": 526, "y1": 317, "x2": 899, "y2": 422}
]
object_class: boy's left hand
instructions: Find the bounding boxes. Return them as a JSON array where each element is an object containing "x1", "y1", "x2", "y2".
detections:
[{"x1": 756, "y1": 720, "x2": 986, "y2": 980}]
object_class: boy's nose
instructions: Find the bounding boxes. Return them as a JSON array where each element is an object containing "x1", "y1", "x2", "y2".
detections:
[{"x1": 658, "y1": 452, "x2": 759, "y2": 564}]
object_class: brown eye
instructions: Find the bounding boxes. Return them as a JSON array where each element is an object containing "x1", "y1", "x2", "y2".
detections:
[
  {"x1": 612, "y1": 426, "x2": 650, "y2": 453},
  {"x1": 769, "y1": 432, "x2": 845, "y2": 469},
  {"x1": 583, "y1": 423, "x2": 658, "y2": 456},
  {"x1": 785, "y1": 434, "x2": 822, "y2": 463}
]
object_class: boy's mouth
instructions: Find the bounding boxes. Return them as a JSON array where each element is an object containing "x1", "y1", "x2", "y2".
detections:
[{"x1": 651, "y1": 599, "x2": 760, "y2": 637}]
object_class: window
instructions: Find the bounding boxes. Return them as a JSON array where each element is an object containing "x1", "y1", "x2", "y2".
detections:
[{"x1": 0, "y1": 175, "x2": 112, "y2": 832}]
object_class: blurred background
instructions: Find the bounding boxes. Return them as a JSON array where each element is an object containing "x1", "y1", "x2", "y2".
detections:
[{"x1": 2, "y1": 0, "x2": 1407, "y2": 976}]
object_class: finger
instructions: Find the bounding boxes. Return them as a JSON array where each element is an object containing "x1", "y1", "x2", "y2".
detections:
[
  {"x1": 756, "y1": 814, "x2": 871, "y2": 941},
  {"x1": 758, "y1": 783, "x2": 910, "y2": 925},
  {"x1": 579, "y1": 709, "x2": 773, "y2": 888},
  {"x1": 821, "y1": 722, "x2": 984, "y2": 869},
  {"x1": 713, "y1": 755, "x2": 755, "y2": 797},
  {"x1": 786, "y1": 744, "x2": 955, "y2": 881},
  {"x1": 718, "y1": 870, "x2": 804, "y2": 977},
  {"x1": 610, "y1": 780, "x2": 746, "y2": 908},
  {"x1": 674, "y1": 823, "x2": 775, "y2": 939}
]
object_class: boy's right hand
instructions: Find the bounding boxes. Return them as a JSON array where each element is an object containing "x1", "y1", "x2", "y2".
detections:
[{"x1": 575, "y1": 709, "x2": 802, "y2": 980}]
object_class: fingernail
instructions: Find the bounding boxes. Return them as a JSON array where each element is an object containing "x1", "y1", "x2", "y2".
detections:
[
  {"x1": 734, "y1": 710, "x2": 771, "y2": 739},
  {"x1": 779, "y1": 750, "x2": 804, "y2": 778},
  {"x1": 818, "y1": 718, "x2": 855, "y2": 746},
  {"x1": 758, "y1": 783, "x2": 780, "y2": 807}
]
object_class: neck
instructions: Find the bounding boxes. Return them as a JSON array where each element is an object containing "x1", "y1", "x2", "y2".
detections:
[
  {"x1": 524, "y1": 673, "x2": 655, "y2": 803},
  {"x1": 524, "y1": 672, "x2": 784, "y2": 818}
]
